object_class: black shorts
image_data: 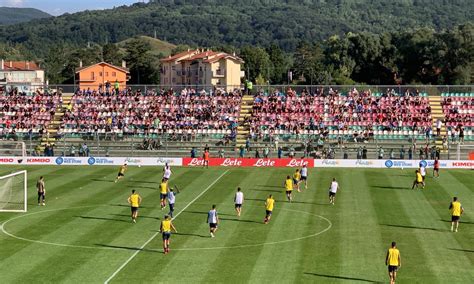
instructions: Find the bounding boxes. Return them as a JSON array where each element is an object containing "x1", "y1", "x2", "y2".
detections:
[
  {"x1": 329, "y1": 191, "x2": 336, "y2": 197},
  {"x1": 286, "y1": 190, "x2": 292, "y2": 194},
  {"x1": 434, "y1": 168, "x2": 439, "y2": 172},
  {"x1": 235, "y1": 204, "x2": 242, "y2": 208},
  {"x1": 452, "y1": 215, "x2": 460, "y2": 222},
  {"x1": 301, "y1": 176, "x2": 307, "y2": 181},
  {"x1": 160, "y1": 193, "x2": 168, "y2": 199},
  {"x1": 388, "y1": 265, "x2": 398, "y2": 273},
  {"x1": 162, "y1": 232, "x2": 171, "y2": 240},
  {"x1": 293, "y1": 178, "x2": 299, "y2": 184},
  {"x1": 118, "y1": 172, "x2": 124, "y2": 177},
  {"x1": 266, "y1": 210, "x2": 272, "y2": 216},
  {"x1": 38, "y1": 192, "x2": 45, "y2": 197},
  {"x1": 209, "y1": 223, "x2": 217, "y2": 229},
  {"x1": 421, "y1": 175, "x2": 426, "y2": 181},
  {"x1": 169, "y1": 203, "x2": 174, "y2": 212},
  {"x1": 131, "y1": 206, "x2": 138, "y2": 213}
]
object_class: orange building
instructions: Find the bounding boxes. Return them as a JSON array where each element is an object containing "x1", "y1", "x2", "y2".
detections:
[{"x1": 76, "y1": 61, "x2": 129, "y2": 90}]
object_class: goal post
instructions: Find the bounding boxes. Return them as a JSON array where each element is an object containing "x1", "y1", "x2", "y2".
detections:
[{"x1": 0, "y1": 170, "x2": 27, "y2": 212}]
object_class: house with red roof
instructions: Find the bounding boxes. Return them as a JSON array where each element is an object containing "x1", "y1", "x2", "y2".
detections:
[
  {"x1": 0, "y1": 60, "x2": 45, "y2": 85},
  {"x1": 75, "y1": 61, "x2": 130, "y2": 91},
  {"x1": 160, "y1": 49, "x2": 244, "y2": 90}
]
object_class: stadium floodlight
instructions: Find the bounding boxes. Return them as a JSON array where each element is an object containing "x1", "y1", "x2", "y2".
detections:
[{"x1": 0, "y1": 170, "x2": 27, "y2": 212}]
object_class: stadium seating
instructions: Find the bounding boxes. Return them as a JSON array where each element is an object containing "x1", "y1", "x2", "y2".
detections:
[
  {"x1": 440, "y1": 92, "x2": 474, "y2": 141},
  {"x1": 250, "y1": 88, "x2": 432, "y2": 140},
  {"x1": 60, "y1": 88, "x2": 241, "y2": 140}
]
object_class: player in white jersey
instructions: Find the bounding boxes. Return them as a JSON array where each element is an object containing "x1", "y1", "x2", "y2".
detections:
[
  {"x1": 163, "y1": 163, "x2": 172, "y2": 181},
  {"x1": 167, "y1": 185, "x2": 180, "y2": 218},
  {"x1": 300, "y1": 164, "x2": 308, "y2": 190},
  {"x1": 234, "y1": 187, "x2": 244, "y2": 217},
  {"x1": 419, "y1": 162, "x2": 426, "y2": 187},
  {"x1": 207, "y1": 205, "x2": 219, "y2": 237},
  {"x1": 328, "y1": 178, "x2": 339, "y2": 205}
]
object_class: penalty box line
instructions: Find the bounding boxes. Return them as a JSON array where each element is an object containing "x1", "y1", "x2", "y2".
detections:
[{"x1": 104, "y1": 169, "x2": 229, "y2": 284}]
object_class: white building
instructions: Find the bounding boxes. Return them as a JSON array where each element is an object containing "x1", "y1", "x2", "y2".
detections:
[{"x1": 0, "y1": 60, "x2": 45, "y2": 94}]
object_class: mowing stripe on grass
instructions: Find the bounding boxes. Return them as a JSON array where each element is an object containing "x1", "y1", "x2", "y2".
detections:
[{"x1": 104, "y1": 169, "x2": 229, "y2": 284}]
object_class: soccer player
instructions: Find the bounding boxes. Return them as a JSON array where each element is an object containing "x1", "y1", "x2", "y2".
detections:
[
  {"x1": 300, "y1": 164, "x2": 308, "y2": 190},
  {"x1": 449, "y1": 197, "x2": 464, "y2": 232},
  {"x1": 163, "y1": 163, "x2": 172, "y2": 181},
  {"x1": 234, "y1": 187, "x2": 244, "y2": 217},
  {"x1": 36, "y1": 176, "x2": 45, "y2": 206},
  {"x1": 411, "y1": 170, "x2": 424, "y2": 189},
  {"x1": 127, "y1": 190, "x2": 142, "y2": 223},
  {"x1": 203, "y1": 150, "x2": 210, "y2": 169},
  {"x1": 419, "y1": 162, "x2": 426, "y2": 186},
  {"x1": 264, "y1": 194, "x2": 275, "y2": 224},
  {"x1": 167, "y1": 185, "x2": 179, "y2": 218},
  {"x1": 160, "y1": 215, "x2": 177, "y2": 254},
  {"x1": 328, "y1": 178, "x2": 339, "y2": 205},
  {"x1": 385, "y1": 241, "x2": 401, "y2": 284},
  {"x1": 284, "y1": 175, "x2": 293, "y2": 202},
  {"x1": 115, "y1": 163, "x2": 127, "y2": 183},
  {"x1": 207, "y1": 205, "x2": 219, "y2": 237},
  {"x1": 433, "y1": 157, "x2": 440, "y2": 178},
  {"x1": 160, "y1": 179, "x2": 168, "y2": 210},
  {"x1": 293, "y1": 169, "x2": 302, "y2": 192}
]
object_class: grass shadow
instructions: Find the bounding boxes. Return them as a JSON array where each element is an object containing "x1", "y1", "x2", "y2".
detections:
[
  {"x1": 174, "y1": 232, "x2": 209, "y2": 238},
  {"x1": 96, "y1": 244, "x2": 157, "y2": 253},
  {"x1": 90, "y1": 179, "x2": 114, "y2": 183},
  {"x1": 257, "y1": 185, "x2": 282, "y2": 189},
  {"x1": 252, "y1": 188, "x2": 281, "y2": 193},
  {"x1": 374, "y1": 185, "x2": 409, "y2": 190},
  {"x1": 220, "y1": 217, "x2": 261, "y2": 224},
  {"x1": 380, "y1": 224, "x2": 443, "y2": 232},
  {"x1": 111, "y1": 213, "x2": 160, "y2": 220},
  {"x1": 245, "y1": 198, "x2": 267, "y2": 202},
  {"x1": 125, "y1": 181, "x2": 157, "y2": 185},
  {"x1": 447, "y1": 248, "x2": 474, "y2": 253},
  {"x1": 304, "y1": 272, "x2": 380, "y2": 283},
  {"x1": 182, "y1": 210, "x2": 234, "y2": 216},
  {"x1": 108, "y1": 204, "x2": 149, "y2": 209},
  {"x1": 127, "y1": 185, "x2": 156, "y2": 190},
  {"x1": 75, "y1": 215, "x2": 130, "y2": 223}
]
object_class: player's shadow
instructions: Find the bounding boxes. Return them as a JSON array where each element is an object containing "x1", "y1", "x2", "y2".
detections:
[
  {"x1": 173, "y1": 232, "x2": 209, "y2": 238},
  {"x1": 440, "y1": 219, "x2": 473, "y2": 225},
  {"x1": 448, "y1": 248, "x2": 474, "y2": 253},
  {"x1": 75, "y1": 215, "x2": 130, "y2": 223},
  {"x1": 252, "y1": 188, "x2": 281, "y2": 193},
  {"x1": 127, "y1": 185, "x2": 156, "y2": 190},
  {"x1": 111, "y1": 213, "x2": 160, "y2": 220},
  {"x1": 245, "y1": 198, "x2": 267, "y2": 202},
  {"x1": 373, "y1": 185, "x2": 408, "y2": 190},
  {"x1": 96, "y1": 244, "x2": 158, "y2": 253},
  {"x1": 109, "y1": 204, "x2": 150, "y2": 208},
  {"x1": 304, "y1": 272, "x2": 380, "y2": 283},
  {"x1": 219, "y1": 217, "x2": 261, "y2": 224},
  {"x1": 290, "y1": 200, "x2": 325, "y2": 205},
  {"x1": 380, "y1": 224, "x2": 443, "y2": 232},
  {"x1": 183, "y1": 210, "x2": 234, "y2": 217},
  {"x1": 126, "y1": 181, "x2": 157, "y2": 185},
  {"x1": 90, "y1": 179, "x2": 115, "y2": 183},
  {"x1": 257, "y1": 185, "x2": 282, "y2": 189}
]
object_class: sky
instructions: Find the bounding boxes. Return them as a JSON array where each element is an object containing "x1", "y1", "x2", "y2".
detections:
[{"x1": 0, "y1": 0, "x2": 142, "y2": 15}]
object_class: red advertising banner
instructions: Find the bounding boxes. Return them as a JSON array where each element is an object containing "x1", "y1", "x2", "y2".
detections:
[{"x1": 183, "y1": 158, "x2": 314, "y2": 168}]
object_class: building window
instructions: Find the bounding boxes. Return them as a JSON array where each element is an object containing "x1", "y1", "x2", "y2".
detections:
[
  {"x1": 112, "y1": 72, "x2": 116, "y2": 77},
  {"x1": 91, "y1": 72, "x2": 95, "y2": 80},
  {"x1": 105, "y1": 72, "x2": 109, "y2": 77},
  {"x1": 172, "y1": 77, "x2": 176, "y2": 83},
  {"x1": 99, "y1": 72, "x2": 103, "y2": 77}
]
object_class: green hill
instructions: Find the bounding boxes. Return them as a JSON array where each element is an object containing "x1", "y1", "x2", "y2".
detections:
[
  {"x1": 0, "y1": 0, "x2": 472, "y2": 56},
  {"x1": 0, "y1": 7, "x2": 50, "y2": 25},
  {"x1": 117, "y1": 36, "x2": 176, "y2": 57}
]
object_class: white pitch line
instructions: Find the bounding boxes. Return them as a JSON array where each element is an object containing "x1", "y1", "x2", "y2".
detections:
[{"x1": 104, "y1": 169, "x2": 229, "y2": 284}]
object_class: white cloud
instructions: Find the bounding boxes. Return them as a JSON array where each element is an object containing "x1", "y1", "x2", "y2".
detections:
[{"x1": 1, "y1": 0, "x2": 26, "y2": 7}]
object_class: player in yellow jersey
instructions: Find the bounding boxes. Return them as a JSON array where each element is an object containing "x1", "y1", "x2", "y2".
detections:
[
  {"x1": 385, "y1": 241, "x2": 401, "y2": 284},
  {"x1": 293, "y1": 169, "x2": 302, "y2": 192},
  {"x1": 127, "y1": 190, "x2": 142, "y2": 223},
  {"x1": 115, "y1": 163, "x2": 127, "y2": 183},
  {"x1": 264, "y1": 194, "x2": 275, "y2": 224},
  {"x1": 160, "y1": 215, "x2": 177, "y2": 254},
  {"x1": 449, "y1": 197, "x2": 464, "y2": 232},
  {"x1": 285, "y1": 175, "x2": 293, "y2": 202},
  {"x1": 411, "y1": 169, "x2": 423, "y2": 189},
  {"x1": 160, "y1": 179, "x2": 168, "y2": 210}
]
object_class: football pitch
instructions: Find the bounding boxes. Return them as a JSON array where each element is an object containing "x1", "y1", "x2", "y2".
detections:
[{"x1": 0, "y1": 166, "x2": 472, "y2": 283}]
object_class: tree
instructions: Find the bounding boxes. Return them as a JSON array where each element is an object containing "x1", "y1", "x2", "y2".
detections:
[
  {"x1": 266, "y1": 44, "x2": 289, "y2": 84},
  {"x1": 124, "y1": 38, "x2": 159, "y2": 84},
  {"x1": 102, "y1": 43, "x2": 122, "y2": 66},
  {"x1": 239, "y1": 46, "x2": 271, "y2": 83}
]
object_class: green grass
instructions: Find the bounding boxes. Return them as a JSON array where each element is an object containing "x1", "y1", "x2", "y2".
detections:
[{"x1": 0, "y1": 166, "x2": 472, "y2": 283}]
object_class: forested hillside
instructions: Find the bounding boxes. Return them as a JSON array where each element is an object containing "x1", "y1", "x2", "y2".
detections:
[
  {"x1": 0, "y1": 0, "x2": 472, "y2": 56},
  {"x1": 0, "y1": 7, "x2": 50, "y2": 25}
]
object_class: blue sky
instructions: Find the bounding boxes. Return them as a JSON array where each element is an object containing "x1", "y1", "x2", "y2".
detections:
[{"x1": 0, "y1": 0, "x2": 142, "y2": 15}]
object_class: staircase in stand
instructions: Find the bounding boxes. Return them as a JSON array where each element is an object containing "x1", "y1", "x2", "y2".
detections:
[
  {"x1": 38, "y1": 93, "x2": 73, "y2": 152},
  {"x1": 236, "y1": 94, "x2": 253, "y2": 147},
  {"x1": 428, "y1": 95, "x2": 447, "y2": 154}
]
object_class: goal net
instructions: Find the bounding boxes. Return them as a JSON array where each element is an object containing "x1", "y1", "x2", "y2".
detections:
[
  {"x1": 0, "y1": 170, "x2": 27, "y2": 212},
  {"x1": 0, "y1": 141, "x2": 26, "y2": 156}
]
